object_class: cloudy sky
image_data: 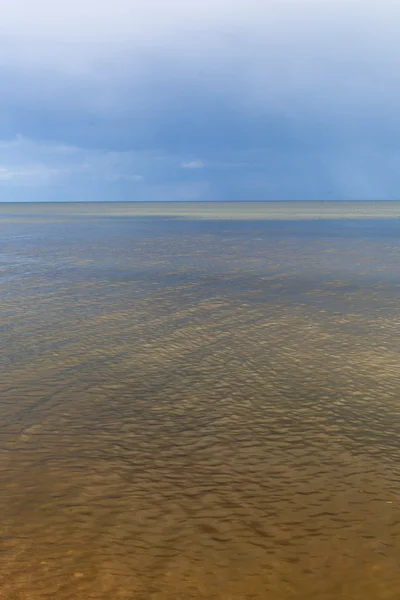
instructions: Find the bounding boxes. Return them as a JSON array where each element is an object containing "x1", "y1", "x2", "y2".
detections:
[{"x1": 1, "y1": 0, "x2": 400, "y2": 201}]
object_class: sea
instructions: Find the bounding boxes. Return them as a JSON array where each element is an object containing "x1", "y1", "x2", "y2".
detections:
[{"x1": 0, "y1": 201, "x2": 399, "y2": 600}]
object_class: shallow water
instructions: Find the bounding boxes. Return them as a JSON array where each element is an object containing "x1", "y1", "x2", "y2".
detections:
[
  {"x1": 1, "y1": 200, "x2": 400, "y2": 220},
  {"x1": 1, "y1": 205, "x2": 400, "y2": 599}
]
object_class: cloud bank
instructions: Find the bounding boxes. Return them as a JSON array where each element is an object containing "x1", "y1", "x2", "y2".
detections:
[{"x1": 1, "y1": 0, "x2": 400, "y2": 200}]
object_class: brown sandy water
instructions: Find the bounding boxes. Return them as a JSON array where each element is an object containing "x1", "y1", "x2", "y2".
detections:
[{"x1": 0, "y1": 205, "x2": 400, "y2": 599}]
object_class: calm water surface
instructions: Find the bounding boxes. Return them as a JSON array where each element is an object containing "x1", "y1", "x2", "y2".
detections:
[{"x1": 1, "y1": 204, "x2": 400, "y2": 599}]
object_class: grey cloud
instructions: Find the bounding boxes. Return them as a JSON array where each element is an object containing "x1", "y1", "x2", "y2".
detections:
[
  {"x1": 0, "y1": 137, "x2": 145, "y2": 186},
  {"x1": 1, "y1": 1, "x2": 400, "y2": 201}
]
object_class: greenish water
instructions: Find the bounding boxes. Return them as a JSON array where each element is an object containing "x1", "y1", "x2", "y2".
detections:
[
  {"x1": 0, "y1": 205, "x2": 399, "y2": 599},
  {"x1": 1, "y1": 200, "x2": 400, "y2": 219}
]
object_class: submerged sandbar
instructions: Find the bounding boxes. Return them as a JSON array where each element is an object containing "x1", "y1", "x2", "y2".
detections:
[{"x1": 1, "y1": 201, "x2": 400, "y2": 220}]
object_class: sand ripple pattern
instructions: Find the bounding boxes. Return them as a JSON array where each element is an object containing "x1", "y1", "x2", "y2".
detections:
[{"x1": 0, "y1": 216, "x2": 400, "y2": 599}]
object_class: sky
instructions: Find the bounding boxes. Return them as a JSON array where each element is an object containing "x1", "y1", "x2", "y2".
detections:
[{"x1": 1, "y1": 0, "x2": 400, "y2": 202}]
